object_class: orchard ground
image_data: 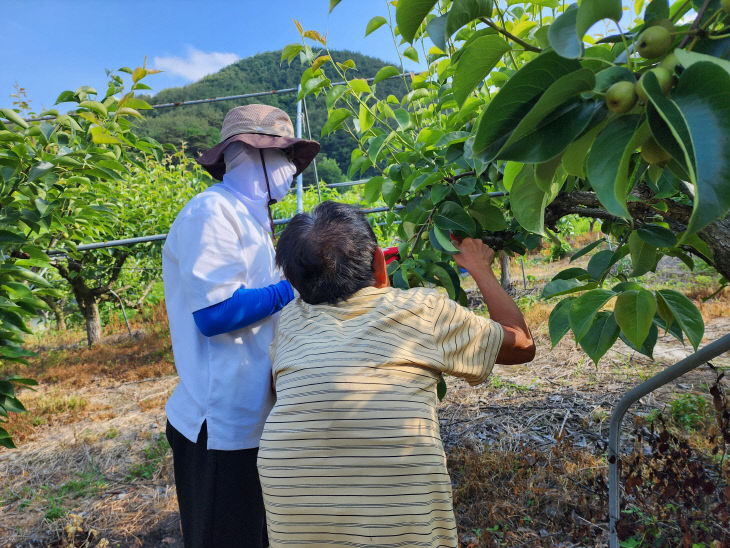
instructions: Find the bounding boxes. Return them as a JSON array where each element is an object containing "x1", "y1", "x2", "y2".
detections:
[{"x1": 1, "y1": 237, "x2": 729, "y2": 547}]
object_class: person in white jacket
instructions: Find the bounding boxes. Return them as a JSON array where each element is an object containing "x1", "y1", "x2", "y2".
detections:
[{"x1": 162, "y1": 104, "x2": 319, "y2": 547}]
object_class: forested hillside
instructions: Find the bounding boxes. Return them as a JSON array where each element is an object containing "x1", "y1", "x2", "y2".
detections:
[{"x1": 137, "y1": 50, "x2": 408, "y2": 185}]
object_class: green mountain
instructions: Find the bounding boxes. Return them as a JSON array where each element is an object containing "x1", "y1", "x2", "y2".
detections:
[{"x1": 138, "y1": 50, "x2": 407, "y2": 185}]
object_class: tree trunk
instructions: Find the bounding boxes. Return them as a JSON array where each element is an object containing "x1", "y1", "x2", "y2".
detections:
[
  {"x1": 52, "y1": 301, "x2": 66, "y2": 331},
  {"x1": 499, "y1": 251, "x2": 511, "y2": 290},
  {"x1": 83, "y1": 299, "x2": 102, "y2": 346}
]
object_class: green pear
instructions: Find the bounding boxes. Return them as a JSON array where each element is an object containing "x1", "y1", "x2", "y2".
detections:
[
  {"x1": 605, "y1": 81, "x2": 638, "y2": 114},
  {"x1": 636, "y1": 67, "x2": 673, "y2": 102},
  {"x1": 723, "y1": 0, "x2": 730, "y2": 14},
  {"x1": 641, "y1": 137, "x2": 672, "y2": 165},
  {"x1": 637, "y1": 26, "x2": 672, "y2": 59},
  {"x1": 659, "y1": 52, "x2": 680, "y2": 72},
  {"x1": 655, "y1": 19, "x2": 676, "y2": 33}
]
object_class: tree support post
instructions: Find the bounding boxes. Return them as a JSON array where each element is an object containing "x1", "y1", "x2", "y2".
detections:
[
  {"x1": 608, "y1": 333, "x2": 730, "y2": 548},
  {"x1": 295, "y1": 86, "x2": 304, "y2": 215},
  {"x1": 108, "y1": 289, "x2": 132, "y2": 338}
]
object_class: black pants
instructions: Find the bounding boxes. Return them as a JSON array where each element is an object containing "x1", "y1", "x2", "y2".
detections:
[{"x1": 166, "y1": 420, "x2": 268, "y2": 548}]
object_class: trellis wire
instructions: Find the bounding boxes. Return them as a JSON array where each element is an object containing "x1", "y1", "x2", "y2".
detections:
[{"x1": 8, "y1": 72, "x2": 411, "y2": 124}]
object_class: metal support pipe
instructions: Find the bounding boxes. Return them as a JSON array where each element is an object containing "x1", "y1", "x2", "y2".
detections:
[
  {"x1": 520, "y1": 256, "x2": 527, "y2": 289},
  {"x1": 46, "y1": 233, "x2": 167, "y2": 256},
  {"x1": 295, "y1": 85, "x2": 304, "y2": 215},
  {"x1": 608, "y1": 333, "x2": 730, "y2": 548}
]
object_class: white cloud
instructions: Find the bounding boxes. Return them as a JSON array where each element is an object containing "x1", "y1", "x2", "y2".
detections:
[{"x1": 153, "y1": 47, "x2": 239, "y2": 81}]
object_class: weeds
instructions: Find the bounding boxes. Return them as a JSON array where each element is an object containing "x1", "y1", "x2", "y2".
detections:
[{"x1": 126, "y1": 433, "x2": 170, "y2": 481}]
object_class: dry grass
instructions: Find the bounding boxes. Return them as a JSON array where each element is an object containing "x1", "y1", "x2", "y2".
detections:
[{"x1": 2, "y1": 258, "x2": 729, "y2": 547}]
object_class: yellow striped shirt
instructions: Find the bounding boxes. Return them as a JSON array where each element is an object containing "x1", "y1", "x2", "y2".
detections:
[{"x1": 258, "y1": 286, "x2": 504, "y2": 547}]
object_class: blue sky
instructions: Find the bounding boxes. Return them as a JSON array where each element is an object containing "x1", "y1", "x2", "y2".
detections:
[
  {"x1": 2, "y1": 0, "x2": 636, "y2": 112},
  {"x1": 2, "y1": 1, "x2": 409, "y2": 111}
]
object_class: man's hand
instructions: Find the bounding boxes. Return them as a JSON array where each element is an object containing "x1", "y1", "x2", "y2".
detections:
[
  {"x1": 450, "y1": 237, "x2": 535, "y2": 365},
  {"x1": 452, "y1": 237, "x2": 495, "y2": 276}
]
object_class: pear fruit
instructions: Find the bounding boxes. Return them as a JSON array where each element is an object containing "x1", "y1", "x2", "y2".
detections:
[
  {"x1": 637, "y1": 26, "x2": 672, "y2": 59},
  {"x1": 641, "y1": 137, "x2": 672, "y2": 165},
  {"x1": 636, "y1": 67, "x2": 673, "y2": 102},
  {"x1": 723, "y1": 0, "x2": 730, "y2": 14},
  {"x1": 655, "y1": 19, "x2": 676, "y2": 33},
  {"x1": 659, "y1": 52, "x2": 680, "y2": 72},
  {"x1": 605, "y1": 81, "x2": 638, "y2": 113}
]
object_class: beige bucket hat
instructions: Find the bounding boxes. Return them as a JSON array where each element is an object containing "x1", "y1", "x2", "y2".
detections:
[{"x1": 197, "y1": 104, "x2": 320, "y2": 180}]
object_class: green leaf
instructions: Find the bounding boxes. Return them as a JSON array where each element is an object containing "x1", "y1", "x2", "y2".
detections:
[
  {"x1": 396, "y1": 0, "x2": 439, "y2": 42},
  {"x1": 0, "y1": 427, "x2": 16, "y2": 449},
  {"x1": 430, "y1": 226, "x2": 460, "y2": 254},
  {"x1": 552, "y1": 267, "x2": 592, "y2": 281},
  {"x1": 299, "y1": 76, "x2": 331, "y2": 99},
  {"x1": 473, "y1": 51, "x2": 581, "y2": 158},
  {"x1": 321, "y1": 109, "x2": 352, "y2": 137},
  {"x1": 365, "y1": 16, "x2": 388, "y2": 36},
  {"x1": 403, "y1": 47, "x2": 420, "y2": 63},
  {"x1": 434, "y1": 201, "x2": 476, "y2": 236},
  {"x1": 28, "y1": 161, "x2": 54, "y2": 183},
  {"x1": 90, "y1": 126, "x2": 124, "y2": 145},
  {"x1": 577, "y1": 311, "x2": 620, "y2": 364},
  {"x1": 644, "y1": 0, "x2": 669, "y2": 24},
  {"x1": 359, "y1": 104, "x2": 375, "y2": 133},
  {"x1": 549, "y1": 297, "x2": 576, "y2": 347},
  {"x1": 429, "y1": 263, "x2": 458, "y2": 299},
  {"x1": 329, "y1": 0, "x2": 342, "y2": 11},
  {"x1": 394, "y1": 109, "x2": 411, "y2": 130},
  {"x1": 562, "y1": 121, "x2": 605, "y2": 177},
  {"x1": 446, "y1": 0, "x2": 494, "y2": 37},
  {"x1": 594, "y1": 66, "x2": 636, "y2": 92},
  {"x1": 628, "y1": 231, "x2": 657, "y2": 276},
  {"x1": 656, "y1": 289, "x2": 704, "y2": 350},
  {"x1": 502, "y1": 161, "x2": 523, "y2": 192},
  {"x1": 586, "y1": 249, "x2": 615, "y2": 280},
  {"x1": 469, "y1": 195, "x2": 508, "y2": 231},
  {"x1": 349, "y1": 78, "x2": 372, "y2": 96},
  {"x1": 541, "y1": 278, "x2": 597, "y2": 298},
  {"x1": 569, "y1": 288, "x2": 616, "y2": 341},
  {"x1": 453, "y1": 35, "x2": 510, "y2": 107},
  {"x1": 586, "y1": 115, "x2": 644, "y2": 219},
  {"x1": 614, "y1": 289, "x2": 656, "y2": 348},
  {"x1": 437, "y1": 376, "x2": 447, "y2": 401},
  {"x1": 673, "y1": 49, "x2": 730, "y2": 78},
  {"x1": 0, "y1": 108, "x2": 29, "y2": 129},
  {"x1": 426, "y1": 14, "x2": 449, "y2": 52},
  {"x1": 325, "y1": 86, "x2": 348, "y2": 109},
  {"x1": 570, "y1": 238, "x2": 605, "y2": 262},
  {"x1": 364, "y1": 176, "x2": 384, "y2": 204},
  {"x1": 500, "y1": 100, "x2": 601, "y2": 163},
  {"x1": 620, "y1": 322, "x2": 658, "y2": 358},
  {"x1": 651, "y1": 63, "x2": 730, "y2": 238},
  {"x1": 637, "y1": 224, "x2": 677, "y2": 247},
  {"x1": 576, "y1": 0, "x2": 623, "y2": 38},
  {"x1": 548, "y1": 5, "x2": 582, "y2": 59},
  {"x1": 374, "y1": 66, "x2": 400, "y2": 84},
  {"x1": 79, "y1": 100, "x2": 108, "y2": 118},
  {"x1": 510, "y1": 168, "x2": 548, "y2": 234}
]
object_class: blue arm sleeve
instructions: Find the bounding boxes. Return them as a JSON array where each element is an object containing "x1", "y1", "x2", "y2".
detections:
[{"x1": 192, "y1": 280, "x2": 294, "y2": 337}]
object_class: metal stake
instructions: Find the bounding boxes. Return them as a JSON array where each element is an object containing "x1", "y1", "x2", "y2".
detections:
[
  {"x1": 295, "y1": 86, "x2": 304, "y2": 215},
  {"x1": 608, "y1": 333, "x2": 730, "y2": 547},
  {"x1": 108, "y1": 289, "x2": 132, "y2": 337}
]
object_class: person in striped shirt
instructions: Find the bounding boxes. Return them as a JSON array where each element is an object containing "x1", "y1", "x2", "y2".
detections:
[{"x1": 258, "y1": 201, "x2": 535, "y2": 547}]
